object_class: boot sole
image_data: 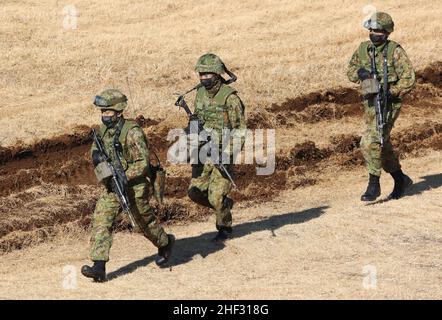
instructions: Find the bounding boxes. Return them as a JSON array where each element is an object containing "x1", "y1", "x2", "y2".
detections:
[{"x1": 360, "y1": 193, "x2": 381, "y2": 202}]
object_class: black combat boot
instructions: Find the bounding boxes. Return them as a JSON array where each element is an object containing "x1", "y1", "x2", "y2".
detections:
[
  {"x1": 361, "y1": 174, "x2": 381, "y2": 201},
  {"x1": 388, "y1": 170, "x2": 413, "y2": 200},
  {"x1": 156, "y1": 234, "x2": 175, "y2": 268},
  {"x1": 211, "y1": 197, "x2": 234, "y2": 243},
  {"x1": 81, "y1": 260, "x2": 106, "y2": 282},
  {"x1": 212, "y1": 225, "x2": 233, "y2": 243}
]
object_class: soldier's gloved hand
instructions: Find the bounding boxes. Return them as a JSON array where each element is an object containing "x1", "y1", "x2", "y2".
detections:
[
  {"x1": 357, "y1": 68, "x2": 372, "y2": 81},
  {"x1": 92, "y1": 150, "x2": 102, "y2": 167},
  {"x1": 102, "y1": 177, "x2": 113, "y2": 192}
]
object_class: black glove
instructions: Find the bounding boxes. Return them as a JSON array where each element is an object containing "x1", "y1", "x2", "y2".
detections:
[
  {"x1": 357, "y1": 68, "x2": 372, "y2": 81},
  {"x1": 92, "y1": 150, "x2": 102, "y2": 167},
  {"x1": 103, "y1": 177, "x2": 113, "y2": 192}
]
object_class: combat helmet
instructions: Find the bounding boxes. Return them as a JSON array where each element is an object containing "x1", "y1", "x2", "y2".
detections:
[
  {"x1": 195, "y1": 53, "x2": 226, "y2": 74},
  {"x1": 363, "y1": 12, "x2": 394, "y2": 33},
  {"x1": 93, "y1": 89, "x2": 128, "y2": 112}
]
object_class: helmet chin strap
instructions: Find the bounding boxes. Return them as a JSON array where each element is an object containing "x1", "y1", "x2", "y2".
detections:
[
  {"x1": 175, "y1": 64, "x2": 238, "y2": 102},
  {"x1": 222, "y1": 64, "x2": 237, "y2": 84}
]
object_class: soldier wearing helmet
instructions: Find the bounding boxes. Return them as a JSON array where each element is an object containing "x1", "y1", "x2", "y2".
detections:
[
  {"x1": 347, "y1": 12, "x2": 416, "y2": 202},
  {"x1": 81, "y1": 89, "x2": 175, "y2": 282},
  {"x1": 188, "y1": 53, "x2": 246, "y2": 242}
]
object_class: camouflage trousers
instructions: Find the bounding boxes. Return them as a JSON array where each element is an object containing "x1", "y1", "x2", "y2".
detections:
[
  {"x1": 360, "y1": 98, "x2": 402, "y2": 177},
  {"x1": 189, "y1": 163, "x2": 233, "y2": 230},
  {"x1": 89, "y1": 181, "x2": 169, "y2": 262}
]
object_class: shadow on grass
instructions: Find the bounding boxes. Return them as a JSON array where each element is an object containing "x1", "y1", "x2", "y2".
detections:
[{"x1": 106, "y1": 205, "x2": 328, "y2": 281}]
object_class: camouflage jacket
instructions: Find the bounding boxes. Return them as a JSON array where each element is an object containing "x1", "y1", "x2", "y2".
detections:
[
  {"x1": 91, "y1": 118, "x2": 150, "y2": 181},
  {"x1": 347, "y1": 40, "x2": 416, "y2": 98},
  {"x1": 193, "y1": 82, "x2": 246, "y2": 152}
]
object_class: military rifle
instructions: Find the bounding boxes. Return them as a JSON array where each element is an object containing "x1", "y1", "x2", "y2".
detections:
[
  {"x1": 369, "y1": 44, "x2": 389, "y2": 147},
  {"x1": 92, "y1": 129, "x2": 137, "y2": 228},
  {"x1": 174, "y1": 86, "x2": 238, "y2": 189}
]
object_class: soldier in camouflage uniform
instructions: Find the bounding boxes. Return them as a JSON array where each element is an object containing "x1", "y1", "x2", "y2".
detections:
[
  {"x1": 187, "y1": 53, "x2": 246, "y2": 242},
  {"x1": 347, "y1": 12, "x2": 416, "y2": 201},
  {"x1": 81, "y1": 89, "x2": 175, "y2": 282}
]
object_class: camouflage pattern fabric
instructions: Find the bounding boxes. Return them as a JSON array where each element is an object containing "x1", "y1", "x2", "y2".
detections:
[
  {"x1": 347, "y1": 41, "x2": 416, "y2": 98},
  {"x1": 360, "y1": 99, "x2": 402, "y2": 176},
  {"x1": 190, "y1": 80, "x2": 245, "y2": 230},
  {"x1": 363, "y1": 11, "x2": 394, "y2": 33},
  {"x1": 194, "y1": 81, "x2": 246, "y2": 151},
  {"x1": 92, "y1": 119, "x2": 151, "y2": 180},
  {"x1": 347, "y1": 39, "x2": 416, "y2": 177},
  {"x1": 189, "y1": 163, "x2": 233, "y2": 230},
  {"x1": 89, "y1": 118, "x2": 169, "y2": 262},
  {"x1": 94, "y1": 88, "x2": 128, "y2": 112},
  {"x1": 195, "y1": 53, "x2": 225, "y2": 74}
]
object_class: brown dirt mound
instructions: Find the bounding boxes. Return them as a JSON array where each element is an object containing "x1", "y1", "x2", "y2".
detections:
[
  {"x1": 0, "y1": 144, "x2": 94, "y2": 197},
  {"x1": 270, "y1": 87, "x2": 361, "y2": 113},
  {"x1": 275, "y1": 120, "x2": 442, "y2": 173},
  {"x1": 330, "y1": 134, "x2": 360, "y2": 154},
  {"x1": 246, "y1": 109, "x2": 275, "y2": 129},
  {"x1": 0, "y1": 125, "x2": 92, "y2": 165},
  {"x1": 166, "y1": 176, "x2": 191, "y2": 198},
  {"x1": 239, "y1": 63, "x2": 441, "y2": 129},
  {"x1": 0, "y1": 121, "x2": 172, "y2": 198},
  {"x1": 416, "y1": 61, "x2": 442, "y2": 88},
  {"x1": 393, "y1": 122, "x2": 442, "y2": 156},
  {"x1": 134, "y1": 115, "x2": 161, "y2": 128}
]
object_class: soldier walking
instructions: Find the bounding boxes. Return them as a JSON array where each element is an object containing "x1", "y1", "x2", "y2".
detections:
[
  {"x1": 187, "y1": 54, "x2": 246, "y2": 242},
  {"x1": 81, "y1": 89, "x2": 175, "y2": 282},
  {"x1": 347, "y1": 12, "x2": 416, "y2": 201}
]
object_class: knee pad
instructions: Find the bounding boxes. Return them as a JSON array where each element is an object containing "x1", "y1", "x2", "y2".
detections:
[{"x1": 188, "y1": 187, "x2": 213, "y2": 208}]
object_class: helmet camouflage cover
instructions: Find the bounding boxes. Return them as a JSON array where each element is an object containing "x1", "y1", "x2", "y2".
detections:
[
  {"x1": 195, "y1": 53, "x2": 226, "y2": 74},
  {"x1": 93, "y1": 89, "x2": 128, "y2": 112},
  {"x1": 363, "y1": 11, "x2": 394, "y2": 33}
]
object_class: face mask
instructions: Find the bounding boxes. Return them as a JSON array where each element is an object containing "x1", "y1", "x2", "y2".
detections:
[
  {"x1": 101, "y1": 115, "x2": 117, "y2": 128},
  {"x1": 200, "y1": 77, "x2": 217, "y2": 90},
  {"x1": 370, "y1": 33, "x2": 388, "y2": 45}
]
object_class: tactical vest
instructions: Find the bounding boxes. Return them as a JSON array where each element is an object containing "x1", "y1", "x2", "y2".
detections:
[
  {"x1": 358, "y1": 40, "x2": 400, "y2": 84},
  {"x1": 99, "y1": 119, "x2": 146, "y2": 171},
  {"x1": 195, "y1": 84, "x2": 237, "y2": 134}
]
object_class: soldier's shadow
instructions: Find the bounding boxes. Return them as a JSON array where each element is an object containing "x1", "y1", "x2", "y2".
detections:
[
  {"x1": 367, "y1": 173, "x2": 442, "y2": 205},
  {"x1": 106, "y1": 205, "x2": 328, "y2": 281}
]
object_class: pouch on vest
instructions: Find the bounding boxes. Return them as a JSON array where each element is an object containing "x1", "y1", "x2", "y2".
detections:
[
  {"x1": 149, "y1": 151, "x2": 166, "y2": 205},
  {"x1": 361, "y1": 78, "x2": 380, "y2": 98},
  {"x1": 94, "y1": 161, "x2": 113, "y2": 183}
]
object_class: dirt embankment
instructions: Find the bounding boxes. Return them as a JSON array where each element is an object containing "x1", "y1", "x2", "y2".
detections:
[{"x1": 247, "y1": 61, "x2": 442, "y2": 128}]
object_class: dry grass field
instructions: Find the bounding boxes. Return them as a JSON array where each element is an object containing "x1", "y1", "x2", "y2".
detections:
[
  {"x1": 0, "y1": 0, "x2": 441, "y2": 146},
  {"x1": 0, "y1": 0, "x2": 441, "y2": 299}
]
